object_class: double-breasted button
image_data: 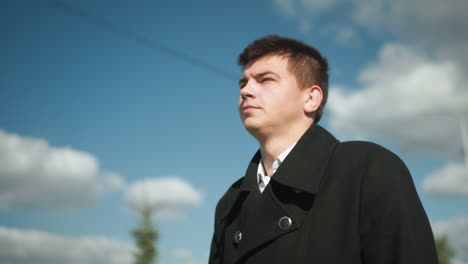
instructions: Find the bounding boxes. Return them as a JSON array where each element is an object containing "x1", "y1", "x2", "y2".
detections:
[
  {"x1": 234, "y1": 230, "x2": 242, "y2": 244},
  {"x1": 278, "y1": 216, "x2": 292, "y2": 230}
]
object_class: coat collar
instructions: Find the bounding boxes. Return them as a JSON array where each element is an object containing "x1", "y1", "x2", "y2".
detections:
[
  {"x1": 218, "y1": 124, "x2": 339, "y2": 222},
  {"x1": 220, "y1": 124, "x2": 340, "y2": 263},
  {"x1": 240, "y1": 123, "x2": 339, "y2": 194}
]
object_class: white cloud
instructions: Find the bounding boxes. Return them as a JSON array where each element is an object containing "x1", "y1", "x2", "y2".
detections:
[
  {"x1": 126, "y1": 177, "x2": 203, "y2": 221},
  {"x1": 273, "y1": 0, "x2": 338, "y2": 17},
  {"x1": 351, "y1": 0, "x2": 468, "y2": 69},
  {"x1": 273, "y1": 0, "x2": 296, "y2": 17},
  {"x1": 335, "y1": 27, "x2": 360, "y2": 45},
  {"x1": 299, "y1": 0, "x2": 339, "y2": 13},
  {"x1": 422, "y1": 162, "x2": 468, "y2": 197},
  {"x1": 0, "y1": 130, "x2": 124, "y2": 210},
  {"x1": 319, "y1": 24, "x2": 361, "y2": 45},
  {"x1": 433, "y1": 217, "x2": 468, "y2": 264},
  {"x1": 352, "y1": 0, "x2": 468, "y2": 40},
  {"x1": 327, "y1": 43, "x2": 468, "y2": 158},
  {"x1": 272, "y1": 0, "x2": 346, "y2": 38},
  {"x1": 0, "y1": 226, "x2": 133, "y2": 264},
  {"x1": 272, "y1": 0, "x2": 468, "y2": 64},
  {"x1": 172, "y1": 248, "x2": 199, "y2": 264},
  {"x1": 272, "y1": 0, "x2": 361, "y2": 44}
]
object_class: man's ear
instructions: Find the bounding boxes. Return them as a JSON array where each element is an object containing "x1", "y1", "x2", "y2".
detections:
[{"x1": 303, "y1": 85, "x2": 323, "y2": 114}]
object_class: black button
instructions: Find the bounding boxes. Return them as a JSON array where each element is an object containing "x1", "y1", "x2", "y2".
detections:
[
  {"x1": 234, "y1": 230, "x2": 242, "y2": 243},
  {"x1": 278, "y1": 216, "x2": 292, "y2": 230}
]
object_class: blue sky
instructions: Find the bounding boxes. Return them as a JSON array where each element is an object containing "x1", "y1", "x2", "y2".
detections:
[{"x1": 1, "y1": 0, "x2": 468, "y2": 263}]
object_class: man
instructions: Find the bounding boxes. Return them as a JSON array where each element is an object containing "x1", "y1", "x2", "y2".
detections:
[{"x1": 209, "y1": 35, "x2": 438, "y2": 264}]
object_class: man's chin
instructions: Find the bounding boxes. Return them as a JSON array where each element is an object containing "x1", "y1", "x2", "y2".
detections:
[
  {"x1": 242, "y1": 118, "x2": 260, "y2": 130},
  {"x1": 242, "y1": 119, "x2": 265, "y2": 136}
]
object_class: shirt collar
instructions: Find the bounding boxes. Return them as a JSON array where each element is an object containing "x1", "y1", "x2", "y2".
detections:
[
  {"x1": 240, "y1": 124, "x2": 340, "y2": 194},
  {"x1": 257, "y1": 143, "x2": 296, "y2": 178}
]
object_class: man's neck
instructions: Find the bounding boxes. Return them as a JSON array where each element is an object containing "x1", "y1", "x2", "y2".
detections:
[{"x1": 258, "y1": 122, "x2": 312, "y2": 175}]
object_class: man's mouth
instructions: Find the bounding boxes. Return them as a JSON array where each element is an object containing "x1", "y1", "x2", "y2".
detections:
[{"x1": 242, "y1": 105, "x2": 260, "y2": 112}]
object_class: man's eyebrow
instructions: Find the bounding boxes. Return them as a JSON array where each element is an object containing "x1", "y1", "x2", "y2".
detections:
[
  {"x1": 252, "y1": 71, "x2": 279, "y2": 79},
  {"x1": 239, "y1": 71, "x2": 279, "y2": 86}
]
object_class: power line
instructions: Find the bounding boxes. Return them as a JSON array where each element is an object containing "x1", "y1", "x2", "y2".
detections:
[{"x1": 45, "y1": 0, "x2": 237, "y2": 81}]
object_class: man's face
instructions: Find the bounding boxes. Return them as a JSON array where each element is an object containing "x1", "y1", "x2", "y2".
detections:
[{"x1": 238, "y1": 55, "x2": 308, "y2": 136}]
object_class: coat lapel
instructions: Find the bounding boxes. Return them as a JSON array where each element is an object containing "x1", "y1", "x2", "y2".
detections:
[
  {"x1": 218, "y1": 151, "x2": 261, "y2": 222},
  {"x1": 273, "y1": 124, "x2": 339, "y2": 194},
  {"x1": 233, "y1": 124, "x2": 339, "y2": 263}
]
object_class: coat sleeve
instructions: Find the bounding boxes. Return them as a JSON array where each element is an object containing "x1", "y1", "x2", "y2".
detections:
[
  {"x1": 359, "y1": 146, "x2": 438, "y2": 264},
  {"x1": 209, "y1": 196, "x2": 225, "y2": 264},
  {"x1": 208, "y1": 220, "x2": 221, "y2": 264}
]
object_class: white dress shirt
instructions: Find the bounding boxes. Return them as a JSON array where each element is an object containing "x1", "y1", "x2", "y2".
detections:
[{"x1": 257, "y1": 144, "x2": 296, "y2": 193}]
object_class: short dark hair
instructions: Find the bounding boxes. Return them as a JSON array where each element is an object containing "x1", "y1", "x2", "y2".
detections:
[{"x1": 238, "y1": 35, "x2": 329, "y2": 123}]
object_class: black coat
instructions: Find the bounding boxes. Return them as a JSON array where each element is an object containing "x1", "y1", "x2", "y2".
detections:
[{"x1": 209, "y1": 124, "x2": 438, "y2": 264}]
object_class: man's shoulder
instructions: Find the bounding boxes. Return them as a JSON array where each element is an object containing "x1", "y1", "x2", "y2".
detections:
[
  {"x1": 328, "y1": 140, "x2": 409, "y2": 179},
  {"x1": 310, "y1": 125, "x2": 399, "y2": 162},
  {"x1": 334, "y1": 140, "x2": 402, "y2": 162},
  {"x1": 332, "y1": 140, "x2": 411, "y2": 187},
  {"x1": 222, "y1": 176, "x2": 245, "y2": 196},
  {"x1": 337, "y1": 140, "x2": 386, "y2": 152}
]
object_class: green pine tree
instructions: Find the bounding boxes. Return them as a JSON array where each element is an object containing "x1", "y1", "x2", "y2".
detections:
[
  {"x1": 435, "y1": 234, "x2": 455, "y2": 264},
  {"x1": 132, "y1": 205, "x2": 159, "y2": 264}
]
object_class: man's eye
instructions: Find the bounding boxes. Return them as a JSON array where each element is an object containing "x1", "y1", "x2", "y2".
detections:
[{"x1": 261, "y1": 78, "x2": 274, "y2": 82}]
